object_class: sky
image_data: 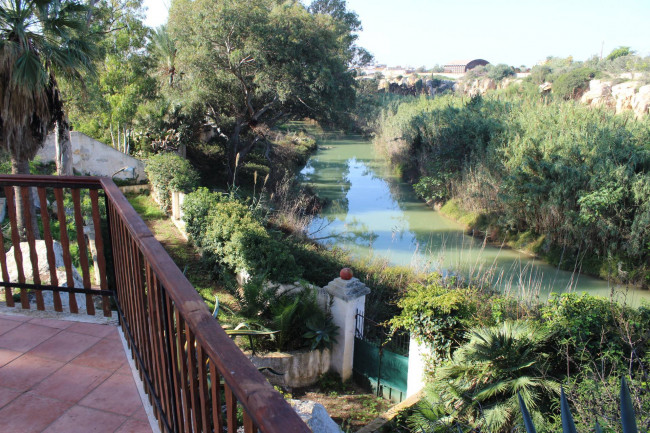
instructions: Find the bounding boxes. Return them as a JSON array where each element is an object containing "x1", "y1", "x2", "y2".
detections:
[{"x1": 144, "y1": 0, "x2": 650, "y2": 68}]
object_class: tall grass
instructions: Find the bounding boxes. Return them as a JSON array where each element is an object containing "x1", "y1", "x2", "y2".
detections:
[{"x1": 373, "y1": 91, "x2": 650, "y2": 287}]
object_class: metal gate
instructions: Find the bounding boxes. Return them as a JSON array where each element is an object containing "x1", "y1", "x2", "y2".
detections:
[{"x1": 353, "y1": 312, "x2": 409, "y2": 403}]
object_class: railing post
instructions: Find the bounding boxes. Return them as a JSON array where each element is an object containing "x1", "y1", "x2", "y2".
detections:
[{"x1": 324, "y1": 269, "x2": 370, "y2": 381}]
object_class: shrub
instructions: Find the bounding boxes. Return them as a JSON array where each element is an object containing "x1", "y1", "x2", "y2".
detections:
[
  {"x1": 606, "y1": 46, "x2": 634, "y2": 61},
  {"x1": 145, "y1": 153, "x2": 199, "y2": 211},
  {"x1": 181, "y1": 187, "x2": 223, "y2": 246},
  {"x1": 528, "y1": 64, "x2": 552, "y2": 84},
  {"x1": 552, "y1": 67, "x2": 597, "y2": 99},
  {"x1": 411, "y1": 321, "x2": 560, "y2": 432},
  {"x1": 389, "y1": 274, "x2": 494, "y2": 365},
  {"x1": 487, "y1": 63, "x2": 516, "y2": 81},
  {"x1": 183, "y1": 189, "x2": 301, "y2": 283},
  {"x1": 232, "y1": 277, "x2": 336, "y2": 352}
]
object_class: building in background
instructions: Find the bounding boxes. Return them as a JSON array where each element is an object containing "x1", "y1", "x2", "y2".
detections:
[{"x1": 443, "y1": 59, "x2": 490, "y2": 74}]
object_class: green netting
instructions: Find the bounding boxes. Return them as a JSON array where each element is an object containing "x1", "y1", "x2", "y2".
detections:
[
  {"x1": 353, "y1": 338, "x2": 408, "y2": 393},
  {"x1": 380, "y1": 348, "x2": 408, "y2": 391}
]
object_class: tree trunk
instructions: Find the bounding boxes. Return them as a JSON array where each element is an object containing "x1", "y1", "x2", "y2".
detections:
[
  {"x1": 11, "y1": 158, "x2": 39, "y2": 241},
  {"x1": 110, "y1": 123, "x2": 115, "y2": 148},
  {"x1": 55, "y1": 119, "x2": 73, "y2": 176}
]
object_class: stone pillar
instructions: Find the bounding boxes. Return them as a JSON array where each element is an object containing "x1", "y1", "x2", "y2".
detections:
[
  {"x1": 406, "y1": 336, "x2": 428, "y2": 398},
  {"x1": 324, "y1": 271, "x2": 370, "y2": 381},
  {"x1": 171, "y1": 191, "x2": 180, "y2": 220},
  {"x1": 84, "y1": 224, "x2": 101, "y2": 286}
]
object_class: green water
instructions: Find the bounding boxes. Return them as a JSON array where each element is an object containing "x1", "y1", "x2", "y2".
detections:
[{"x1": 299, "y1": 130, "x2": 650, "y2": 304}]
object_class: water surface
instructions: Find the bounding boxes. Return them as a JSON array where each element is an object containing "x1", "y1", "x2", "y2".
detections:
[{"x1": 299, "y1": 128, "x2": 649, "y2": 304}]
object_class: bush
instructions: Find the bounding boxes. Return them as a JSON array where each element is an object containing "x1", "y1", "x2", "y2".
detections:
[
  {"x1": 145, "y1": 153, "x2": 199, "y2": 211},
  {"x1": 528, "y1": 64, "x2": 552, "y2": 84},
  {"x1": 487, "y1": 63, "x2": 516, "y2": 81},
  {"x1": 389, "y1": 274, "x2": 495, "y2": 365},
  {"x1": 181, "y1": 187, "x2": 222, "y2": 246},
  {"x1": 606, "y1": 46, "x2": 634, "y2": 61},
  {"x1": 231, "y1": 277, "x2": 336, "y2": 352},
  {"x1": 410, "y1": 321, "x2": 559, "y2": 432},
  {"x1": 552, "y1": 67, "x2": 597, "y2": 99},
  {"x1": 183, "y1": 189, "x2": 300, "y2": 283},
  {"x1": 374, "y1": 90, "x2": 650, "y2": 285}
]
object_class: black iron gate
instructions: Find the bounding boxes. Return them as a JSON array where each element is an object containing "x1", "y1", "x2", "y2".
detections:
[{"x1": 353, "y1": 312, "x2": 409, "y2": 403}]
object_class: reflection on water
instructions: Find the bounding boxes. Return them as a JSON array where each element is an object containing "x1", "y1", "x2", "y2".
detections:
[{"x1": 299, "y1": 128, "x2": 650, "y2": 304}]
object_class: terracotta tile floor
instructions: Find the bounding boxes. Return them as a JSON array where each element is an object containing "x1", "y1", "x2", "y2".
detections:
[{"x1": 0, "y1": 313, "x2": 153, "y2": 433}]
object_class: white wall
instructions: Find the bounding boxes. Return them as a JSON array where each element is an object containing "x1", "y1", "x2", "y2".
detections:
[{"x1": 37, "y1": 131, "x2": 146, "y2": 181}]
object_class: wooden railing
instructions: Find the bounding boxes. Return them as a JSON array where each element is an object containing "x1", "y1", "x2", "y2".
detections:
[{"x1": 0, "y1": 175, "x2": 310, "y2": 433}]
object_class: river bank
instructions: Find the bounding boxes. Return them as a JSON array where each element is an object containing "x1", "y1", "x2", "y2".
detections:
[
  {"x1": 435, "y1": 198, "x2": 639, "y2": 290},
  {"x1": 299, "y1": 127, "x2": 650, "y2": 305}
]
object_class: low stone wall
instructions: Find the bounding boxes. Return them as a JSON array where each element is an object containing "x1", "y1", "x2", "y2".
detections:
[
  {"x1": 118, "y1": 184, "x2": 151, "y2": 195},
  {"x1": 249, "y1": 348, "x2": 330, "y2": 388}
]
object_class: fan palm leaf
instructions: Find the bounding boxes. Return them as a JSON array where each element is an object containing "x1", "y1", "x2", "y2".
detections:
[
  {"x1": 414, "y1": 321, "x2": 560, "y2": 432},
  {"x1": 0, "y1": 0, "x2": 94, "y2": 164}
]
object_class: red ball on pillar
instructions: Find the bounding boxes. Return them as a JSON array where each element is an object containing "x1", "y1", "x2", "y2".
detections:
[{"x1": 340, "y1": 268, "x2": 353, "y2": 280}]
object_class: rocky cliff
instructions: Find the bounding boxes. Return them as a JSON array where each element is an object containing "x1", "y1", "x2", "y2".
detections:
[
  {"x1": 455, "y1": 77, "x2": 650, "y2": 118},
  {"x1": 579, "y1": 80, "x2": 650, "y2": 119}
]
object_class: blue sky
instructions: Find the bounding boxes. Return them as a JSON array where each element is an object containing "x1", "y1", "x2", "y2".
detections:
[{"x1": 144, "y1": 0, "x2": 650, "y2": 68}]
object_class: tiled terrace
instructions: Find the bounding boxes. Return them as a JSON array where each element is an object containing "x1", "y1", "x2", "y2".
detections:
[{"x1": 0, "y1": 313, "x2": 154, "y2": 433}]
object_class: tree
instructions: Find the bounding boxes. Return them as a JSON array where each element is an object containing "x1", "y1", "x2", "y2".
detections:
[
  {"x1": 0, "y1": 0, "x2": 94, "y2": 172},
  {"x1": 168, "y1": 0, "x2": 359, "y2": 182},
  {"x1": 63, "y1": 0, "x2": 157, "y2": 153},
  {"x1": 150, "y1": 24, "x2": 177, "y2": 88},
  {"x1": 0, "y1": 0, "x2": 95, "y2": 236},
  {"x1": 606, "y1": 46, "x2": 634, "y2": 61}
]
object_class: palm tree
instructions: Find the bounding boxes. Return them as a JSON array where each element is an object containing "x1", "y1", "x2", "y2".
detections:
[
  {"x1": 0, "y1": 0, "x2": 95, "y2": 235},
  {"x1": 150, "y1": 24, "x2": 177, "y2": 87},
  {"x1": 411, "y1": 321, "x2": 560, "y2": 432}
]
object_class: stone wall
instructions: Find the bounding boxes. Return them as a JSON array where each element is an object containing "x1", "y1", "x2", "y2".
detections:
[
  {"x1": 249, "y1": 349, "x2": 331, "y2": 388},
  {"x1": 37, "y1": 131, "x2": 146, "y2": 181}
]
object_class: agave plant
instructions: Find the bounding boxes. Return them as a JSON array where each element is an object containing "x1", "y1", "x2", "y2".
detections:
[{"x1": 518, "y1": 377, "x2": 640, "y2": 433}]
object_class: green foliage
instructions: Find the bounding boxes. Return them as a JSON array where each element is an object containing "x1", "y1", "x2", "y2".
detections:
[
  {"x1": 412, "y1": 321, "x2": 560, "y2": 432},
  {"x1": 183, "y1": 189, "x2": 300, "y2": 283},
  {"x1": 541, "y1": 293, "x2": 620, "y2": 363},
  {"x1": 389, "y1": 275, "x2": 494, "y2": 364},
  {"x1": 0, "y1": 0, "x2": 95, "y2": 169},
  {"x1": 180, "y1": 187, "x2": 222, "y2": 245},
  {"x1": 413, "y1": 175, "x2": 448, "y2": 203},
  {"x1": 487, "y1": 63, "x2": 516, "y2": 81},
  {"x1": 374, "y1": 91, "x2": 650, "y2": 286},
  {"x1": 145, "y1": 153, "x2": 199, "y2": 211},
  {"x1": 64, "y1": 0, "x2": 158, "y2": 153},
  {"x1": 552, "y1": 67, "x2": 597, "y2": 99},
  {"x1": 303, "y1": 316, "x2": 340, "y2": 350},
  {"x1": 607, "y1": 47, "x2": 635, "y2": 62},
  {"x1": 231, "y1": 277, "x2": 336, "y2": 352},
  {"x1": 519, "y1": 377, "x2": 641, "y2": 433},
  {"x1": 168, "y1": 0, "x2": 359, "y2": 180},
  {"x1": 528, "y1": 65, "x2": 552, "y2": 84}
]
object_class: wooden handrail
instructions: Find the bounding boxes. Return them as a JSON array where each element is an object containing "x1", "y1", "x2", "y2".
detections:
[
  {"x1": 0, "y1": 174, "x2": 310, "y2": 433},
  {"x1": 101, "y1": 178, "x2": 309, "y2": 432}
]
